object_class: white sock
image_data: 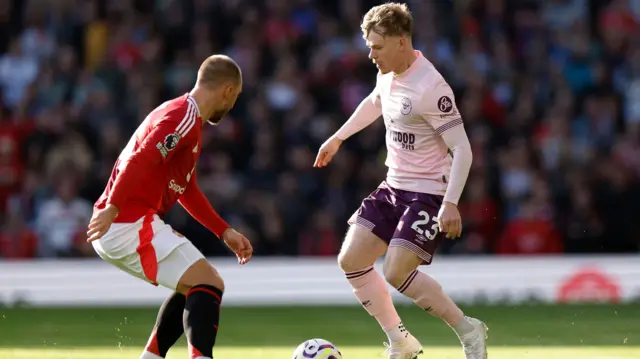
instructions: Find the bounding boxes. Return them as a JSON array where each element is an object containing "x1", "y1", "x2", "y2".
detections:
[
  {"x1": 452, "y1": 316, "x2": 475, "y2": 337},
  {"x1": 139, "y1": 351, "x2": 163, "y2": 359},
  {"x1": 384, "y1": 321, "x2": 410, "y2": 342}
]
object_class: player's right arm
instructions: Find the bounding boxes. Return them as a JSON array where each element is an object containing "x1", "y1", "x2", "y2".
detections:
[
  {"x1": 314, "y1": 86, "x2": 383, "y2": 167},
  {"x1": 107, "y1": 107, "x2": 197, "y2": 209},
  {"x1": 87, "y1": 103, "x2": 197, "y2": 242},
  {"x1": 334, "y1": 88, "x2": 383, "y2": 141},
  {"x1": 107, "y1": 104, "x2": 197, "y2": 212}
]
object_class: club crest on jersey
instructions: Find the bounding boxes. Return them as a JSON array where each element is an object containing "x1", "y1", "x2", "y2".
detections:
[
  {"x1": 400, "y1": 97, "x2": 412, "y2": 115},
  {"x1": 164, "y1": 133, "x2": 181, "y2": 150},
  {"x1": 437, "y1": 96, "x2": 453, "y2": 113}
]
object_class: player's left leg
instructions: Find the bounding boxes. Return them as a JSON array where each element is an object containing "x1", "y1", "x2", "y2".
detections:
[
  {"x1": 383, "y1": 199, "x2": 487, "y2": 359},
  {"x1": 139, "y1": 292, "x2": 186, "y2": 359}
]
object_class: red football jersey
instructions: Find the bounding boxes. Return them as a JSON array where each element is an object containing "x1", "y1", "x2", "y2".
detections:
[{"x1": 95, "y1": 94, "x2": 202, "y2": 222}]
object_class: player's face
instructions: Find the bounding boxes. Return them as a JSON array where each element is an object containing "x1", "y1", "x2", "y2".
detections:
[
  {"x1": 365, "y1": 31, "x2": 404, "y2": 74},
  {"x1": 208, "y1": 83, "x2": 242, "y2": 125}
]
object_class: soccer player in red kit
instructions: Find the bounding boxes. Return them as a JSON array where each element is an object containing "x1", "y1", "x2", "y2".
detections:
[{"x1": 86, "y1": 55, "x2": 251, "y2": 359}]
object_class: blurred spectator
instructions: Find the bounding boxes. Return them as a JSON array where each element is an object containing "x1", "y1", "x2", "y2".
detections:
[
  {"x1": 495, "y1": 200, "x2": 564, "y2": 255},
  {"x1": 0, "y1": 0, "x2": 639, "y2": 259},
  {"x1": 34, "y1": 174, "x2": 92, "y2": 257},
  {"x1": 0, "y1": 210, "x2": 38, "y2": 259}
]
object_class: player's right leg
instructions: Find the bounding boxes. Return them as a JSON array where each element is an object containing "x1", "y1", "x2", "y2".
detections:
[{"x1": 342, "y1": 192, "x2": 422, "y2": 359}]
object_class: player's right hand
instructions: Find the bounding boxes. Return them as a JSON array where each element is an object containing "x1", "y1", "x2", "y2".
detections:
[
  {"x1": 222, "y1": 228, "x2": 253, "y2": 265},
  {"x1": 86, "y1": 204, "x2": 119, "y2": 242},
  {"x1": 313, "y1": 136, "x2": 343, "y2": 168}
]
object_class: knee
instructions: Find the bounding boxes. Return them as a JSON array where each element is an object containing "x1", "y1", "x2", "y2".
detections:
[
  {"x1": 382, "y1": 261, "x2": 413, "y2": 289},
  {"x1": 178, "y1": 260, "x2": 225, "y2": 294},
  {"x1": 337, "y1": 249, "x2": 357, "y2": 273},
  {"x1": 209, "y1": 270, "x2": 225, "y2": 292},
  {"x1": 192, "y1": 262, "x2": 225, "y2": 291}
]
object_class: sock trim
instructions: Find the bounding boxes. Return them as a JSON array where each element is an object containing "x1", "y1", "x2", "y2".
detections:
[
  {"x1": 398, "y1": 269, "x2": 419, "y2": 293},
  {"x1": 186, "y1": 285, "x2": 223, "y2": 302},
  {"x1": 188, "y1": 343, "x2": 205, "y2": 359},
  {"x1": 144, "y1": 328, "x2": 161, "y2": 356},
  {"x1": 345, "y1": 266, "x2": 374, "y2": 279}
]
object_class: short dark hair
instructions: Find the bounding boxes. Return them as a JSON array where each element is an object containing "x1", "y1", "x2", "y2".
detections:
[
  {"x1": 197, "y1": 55, "x2": 242, "y2": 89},
  {"x1": 361, "y1": 2, "x2": 413, "y2": 37}
]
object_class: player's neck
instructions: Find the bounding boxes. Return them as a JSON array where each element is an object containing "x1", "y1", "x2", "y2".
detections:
[
  {"x1": 189, "y1": 88, "x2": 211, "y2": 125},
  {"x1": 393, "y1": 49, "x2": 418, "y2": 76}
]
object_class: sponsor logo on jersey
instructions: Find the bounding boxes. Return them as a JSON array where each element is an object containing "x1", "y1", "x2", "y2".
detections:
[
  {"x1": 440, "y1": 109, "x2": 459, "y2": 119},
  {"x1": 437, "y1": 96, "x2": 453, "y2": 113},
  {"x1": 164, "y1": 133, "x2": 181, "y2": 150},
  {"x1": 156, "y1": 142, "x2": 169, "y2": 158},
  {"x1": 400, "y1": 97, "x2": 412, "y2": 115},
  {"x1": 168, "y1": 179, "x2": 186, "y2": 194},
  {"x1": 389, "y1": 130, "x2": 415, "y2": 150}
]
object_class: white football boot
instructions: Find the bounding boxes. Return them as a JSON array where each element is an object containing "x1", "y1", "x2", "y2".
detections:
[
  {"x1": 383, "y1": 333, "x2": 423, "y2": 359},
  {"x1": 459, "y1": 317, "x2": 489, "y2": 359}
]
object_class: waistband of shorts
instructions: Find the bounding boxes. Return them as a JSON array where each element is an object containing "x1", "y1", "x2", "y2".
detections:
[
  {"x1": 94, "y1": 203, "x2": 156, "y2": 223},
  {"x1": 381, "y1": 179, "x2": 446, "y2": 197}
]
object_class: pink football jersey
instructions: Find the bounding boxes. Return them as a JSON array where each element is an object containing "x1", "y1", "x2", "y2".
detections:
[{"x1": 373, "y1": 51, "x2": 463, "y2": 195}]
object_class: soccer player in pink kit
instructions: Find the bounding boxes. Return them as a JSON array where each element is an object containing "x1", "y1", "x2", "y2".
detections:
[{"x1": 314, "y1": 3, "x2": 488, "y2": 359}]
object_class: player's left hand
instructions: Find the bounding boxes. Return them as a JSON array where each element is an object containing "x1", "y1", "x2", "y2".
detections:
[
  {"x1": 222, "y1": 228, "x2": 253, "y2": 265},
  {"x1": 437, "y1": 201, "x2": 462, "y2": 239}
]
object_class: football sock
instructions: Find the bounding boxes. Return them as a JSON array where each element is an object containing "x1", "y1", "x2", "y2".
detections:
[
  {"x1": 184, "y1": 284, "x2": 223, "y2": 359},
  {"x1": 346, "y1": 266, "x2": 406, "y2": 342},
  {"x1": 398, "y1": 269, "x2": 474, "y2": 336},
  {"x1": 141, "y1": 292, "x2": 186, "y2": 358}
]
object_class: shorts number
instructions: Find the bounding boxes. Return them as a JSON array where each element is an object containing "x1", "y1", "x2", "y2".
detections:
[{"x1": 410, "y1": 211, "x2": 439, "y2": 240}]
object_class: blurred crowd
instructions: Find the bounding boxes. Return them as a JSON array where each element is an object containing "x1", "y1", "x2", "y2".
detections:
[{"x1": 0, "y1": 0, "x2": 639, "y2": 260}]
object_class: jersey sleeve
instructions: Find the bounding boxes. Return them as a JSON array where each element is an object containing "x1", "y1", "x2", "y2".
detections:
[
  {"x1": 140, "y1": 101, "x2": 199, "y2": 165},
  {"x1": 420, "y1": 82, "x2": 463, "y2": 136},
  {"x1": 107, "y1": 101, "x2": 198, "y2": 211},
  {"x1": 179, "y1": 172, "x2": 230, "y2": 239}
]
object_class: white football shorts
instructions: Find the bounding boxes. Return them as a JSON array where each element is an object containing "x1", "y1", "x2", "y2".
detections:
[{"x1": 92, "y1": 214, "x2": 205, "y2": 290}]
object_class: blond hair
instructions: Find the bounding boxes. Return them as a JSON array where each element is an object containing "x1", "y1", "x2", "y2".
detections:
[
  {"x1": 361, "y1": 2, "x2": 413, "y2": 37},
  {"x1": 197, "y1": 54, "x2": 242, "y2": 89}
]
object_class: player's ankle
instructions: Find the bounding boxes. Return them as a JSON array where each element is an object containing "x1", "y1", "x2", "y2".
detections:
[
  {"x1": 451, "y1": 316, "x2": 475, "y2": 337},
  {"x1": 384, "y1": 322, "x2": 410, "y2": 342}
]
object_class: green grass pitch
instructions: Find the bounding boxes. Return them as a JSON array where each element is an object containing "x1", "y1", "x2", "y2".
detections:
[{"x1": 0, "y1": 304, "x2": 638, "y2": 358}]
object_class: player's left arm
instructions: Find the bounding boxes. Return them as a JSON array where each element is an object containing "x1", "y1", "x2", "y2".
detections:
[
  {"x1": 422, "y1": 84, "x2": 473, "y2": 205},
  {"x1": 440, "y1": 127, "x2": 472, "y2": 205},
  {"x1": 178, "y1": 171, "x2": 230, "y2": 239}
]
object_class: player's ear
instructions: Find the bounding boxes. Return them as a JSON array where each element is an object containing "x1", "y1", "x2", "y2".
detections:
[
  {"x1": 222, "y1": 84, "x2": 234, "y2": 99},
  {"x1": 399, "y1": 36, "x2": 408, "y2": 50}
]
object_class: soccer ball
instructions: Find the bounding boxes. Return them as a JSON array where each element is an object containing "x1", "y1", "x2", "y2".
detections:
[{"x1": 292, "y1": 338, "x2": 343, "y2": 359}]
